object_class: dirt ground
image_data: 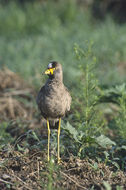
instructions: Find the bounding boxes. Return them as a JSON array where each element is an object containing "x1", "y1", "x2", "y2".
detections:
[
  {"x1": 0, "y1": 148, "x2": 126, "y2": 190},
  {"x1": 0, "y1": 68, "x2": 126, "y2": 190}
]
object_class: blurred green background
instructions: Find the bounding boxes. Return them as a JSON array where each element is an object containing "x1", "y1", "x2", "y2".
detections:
[{"x1": 0, "y1": 0, "x2": 126, "y2": 90}]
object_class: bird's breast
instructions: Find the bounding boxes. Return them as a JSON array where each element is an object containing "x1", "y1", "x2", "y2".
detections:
[
  {"x1": 40, "y1": 86, "x2": 64, "y2": 117},
  {"x1": 37, "y1": 81, "x2": 71, "y2": 119}
]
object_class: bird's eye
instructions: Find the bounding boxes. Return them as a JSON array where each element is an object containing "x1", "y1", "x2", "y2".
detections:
[{"x1": 48, "y1": 63, "x2": 52, "y2": 68}]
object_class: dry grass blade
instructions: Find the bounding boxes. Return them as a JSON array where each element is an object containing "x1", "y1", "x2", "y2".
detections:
[
  {"x1": 0, "y1": 178, "x2": 13, "y2": 185},
  {"x1": 60, "y1": 171, "x2": 87, "y2": 190},
  {"x1": 11, "y1": 173, "x2": 33, "y2": 190}
]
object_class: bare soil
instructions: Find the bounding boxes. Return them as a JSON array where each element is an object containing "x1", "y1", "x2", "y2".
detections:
[{"x1": 0, "y1": 148, "x2": 126, "y2": 190}]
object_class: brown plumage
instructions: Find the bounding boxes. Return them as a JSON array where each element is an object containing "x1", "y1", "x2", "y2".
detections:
[{"x1": 36, "y1": 61, "x2": 71, "y2": 162}]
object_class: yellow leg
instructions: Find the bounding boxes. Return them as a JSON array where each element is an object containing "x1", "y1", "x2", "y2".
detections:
[
  {"x1": 57, "y1": 118, "x2": 61, "y2": 163},
  {"x1": 47, "y1": 119, "x2": 50, "y2": 162}
]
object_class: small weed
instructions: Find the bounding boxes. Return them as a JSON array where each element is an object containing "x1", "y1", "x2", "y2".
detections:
[
  {"x1": 0, "y1": 122, "x2": 13, "y2": 148},
  {"x1": 115, "y1": 84, "x2": 126, "y2": 139},
  {"x1": 47, "y1": 159, "x2": 55, "y2": 190}
]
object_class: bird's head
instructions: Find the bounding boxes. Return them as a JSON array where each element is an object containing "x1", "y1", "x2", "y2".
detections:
[{"x1": 44, "y1": 61, "x2": 63, "y2": 81}]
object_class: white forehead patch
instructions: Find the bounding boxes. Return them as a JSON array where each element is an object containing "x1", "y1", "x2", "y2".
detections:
[{"x1": 48, "y1": 63, "x2": 52, "y2": 68}]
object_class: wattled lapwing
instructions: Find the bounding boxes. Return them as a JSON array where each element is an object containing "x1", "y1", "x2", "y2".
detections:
[{"x1": 36, "y1": 61, "x2": 71, "y2": 163}]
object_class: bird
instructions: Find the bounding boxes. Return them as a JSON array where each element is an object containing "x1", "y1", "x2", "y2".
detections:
[{"x1": 36, "y1": 61, "x2": 71, "y2": 163}]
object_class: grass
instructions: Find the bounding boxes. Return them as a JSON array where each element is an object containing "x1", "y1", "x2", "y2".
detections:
[
  {"x1": 0, "y1": 0, "x2": 126, "y2": 189},
  {"x1": 0, "y1": 1, "x2": 126, "y2": 88}
]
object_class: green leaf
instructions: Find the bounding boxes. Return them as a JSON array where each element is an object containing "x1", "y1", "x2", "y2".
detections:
[
  {"x1": 63, "y1": 122, "x2": 79, "y2": 142},
  {"x1": 116, "y1": 186, "x2": 123, "y2": 190},
  {"x1": 111, "y1": 161, "x2": 120, "y2": 170},
  {"x1": 103, "y1": 181, "x2": 112, "y2": 190},
  {"x1": 17, "y1": 144, "x2": 25, "y2": 152},
  {"x1": 89, "y1": 162, "x2": 98, "y2": 171},
  {"x1": 96, "y1": 135, "x2": 116, "y2": 148},
  {"x1": 121, "y1": 145, "x2": 126, "y2": 150},
  {"x1": 31, "y1": 131, "x2": 40, "y2": 142}
]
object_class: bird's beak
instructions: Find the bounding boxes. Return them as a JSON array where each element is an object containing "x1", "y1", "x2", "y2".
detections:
[
  {"x1": 44, "y1": 69, "x2": 51, "y2": 75},
  {"x1": 43, "y1": 68, "x2": 55, "y2": 75}
]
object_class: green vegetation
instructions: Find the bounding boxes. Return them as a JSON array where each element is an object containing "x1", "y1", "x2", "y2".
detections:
[
  {"x1": 0, "y1": 1, "x2": 126, "y2": 88},
  {"x1": 0, "y1": 122, "x2": 13, "y2": 148},
  {"x1": 0, "y1": 0, "x2": 126, "y2": 189}
]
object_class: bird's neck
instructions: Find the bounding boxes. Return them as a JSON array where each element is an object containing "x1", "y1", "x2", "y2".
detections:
[{"x1": 49, "y1": 75, "x2": 63, "y2": 83}]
